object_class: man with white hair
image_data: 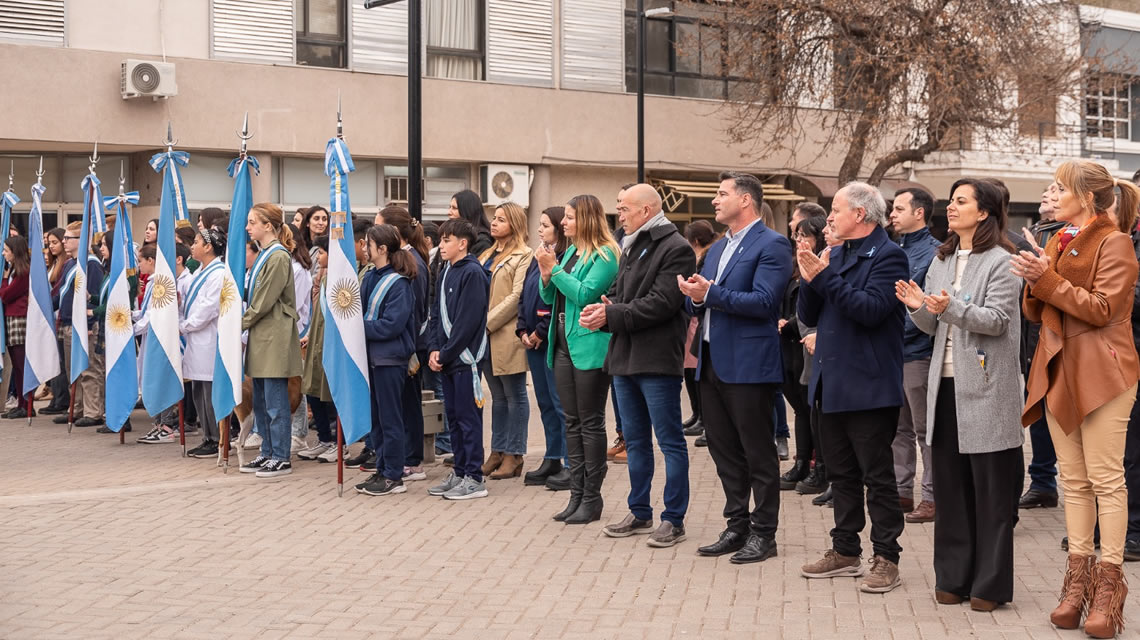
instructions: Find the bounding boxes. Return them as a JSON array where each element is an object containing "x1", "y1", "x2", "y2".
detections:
[{"x1": 796, "y1": 181, "x2": 909, "y2": 593}]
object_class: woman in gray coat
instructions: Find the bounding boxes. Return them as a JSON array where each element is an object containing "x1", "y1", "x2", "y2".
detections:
[{"x1": 895, "y1": 178, "x2": 1024, "y2": 612}]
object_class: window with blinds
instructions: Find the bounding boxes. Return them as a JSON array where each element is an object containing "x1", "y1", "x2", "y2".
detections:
[
  {"x1": 0, "y1": 0, "x2": 65, "y2": 46},
  {"x1": 212, "y1": 0, "x2": 295, "y2": 64},
  {"x1": 350, "y1": 1, "x2": 407, "y2": 74},
  {"x1": 562, "y1": 0, "x2": 625, "y2": 91},
  {"x1": 487, "y1": 0, "x2": 553, "y2": 87}
]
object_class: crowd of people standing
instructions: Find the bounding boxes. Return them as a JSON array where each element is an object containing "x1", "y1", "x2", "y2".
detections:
[{"x1": 7, "y1": 159, "x2": 1140, "y2": 638}]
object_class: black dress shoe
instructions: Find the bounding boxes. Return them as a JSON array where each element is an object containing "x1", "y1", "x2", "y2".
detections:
[
  {"x1": 811, "y1": 486, "x2": 832, "y2": 506},
  {"x1": 683, "y1": 421, "x2": 704, "y2": 437},
  {"x1": 779, "y1": 460, "x2": 810, "y2": 490},
  {"x1": 697, "y1": 530, "x2": 747, "y2": 557},
  {"x1": 682, "y1": 415, "x2": 698, "y2": 429},
  {"x1": 524, "y1": 459, "x2": 561, "y2": 486},
  {"x1": 74, "y1": 416, "x2": 103, "y2": 427},
  {"x1": 1125, "y1": 538, "x2": 1140, "y2": 562},
  {"x1": 1018, "y1": 488, "x2": 1058, "y2": 509},
  {"x1": 545, "y1": 468, "x2": 571, "y2": 491},
  {"x1": 53, "y1": 415, "x2": 70, "y2": 424},
  {"x1": 694, "y1": 434, "x2": 708, "y2": 447},
  {"x1": 39, "y1": 405, "x2": 67, "y2": 415},
  {"x1": 730, "y1": 534, "x2": 777, "y2": 564}
]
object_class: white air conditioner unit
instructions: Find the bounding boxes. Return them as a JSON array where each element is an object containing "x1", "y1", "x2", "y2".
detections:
[
  {"x1": 121, "y1": 59, "x2": 178, "y2": 100},
  {"x1": 479, "y1": 164, "x2": 530, "y2": 207}
]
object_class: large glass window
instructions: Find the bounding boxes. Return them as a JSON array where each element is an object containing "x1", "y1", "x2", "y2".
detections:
[
  {"x1": 624, "y1": 1, "x2": 730, "y2": 99},
  {"x1": 427, "y1": 0, "x2": 484, "y2": 80},
  {"x1": 1086, "y1": 75, "x2": 1133, "y2": 140},
  {"x1": 295, "y1": 0, "x2": 347, "y2": 68}
]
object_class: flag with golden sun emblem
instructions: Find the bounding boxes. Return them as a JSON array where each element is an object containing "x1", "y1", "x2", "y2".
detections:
[{"x1": 102, "y1": 191, "x2": 139, "y2": 431}]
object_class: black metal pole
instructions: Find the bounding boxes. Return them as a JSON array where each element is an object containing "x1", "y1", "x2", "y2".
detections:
[
  {"x1": 409, "y1": 0, "x2": 423, "y2": 221},
  {"x1": 637, "y1": 0, "x2": 645, "y2": 184}
]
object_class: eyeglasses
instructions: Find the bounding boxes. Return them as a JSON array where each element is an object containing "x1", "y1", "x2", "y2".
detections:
[{"x1": 63, "y1": 235, "x2": 79, "y2": 241}]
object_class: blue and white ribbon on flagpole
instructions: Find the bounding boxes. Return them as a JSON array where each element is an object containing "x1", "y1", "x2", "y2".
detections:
[
  {"x1": 320, "y1": 136, "x2": 370, "y2": 445},
  {"x1": 141, "y1": 151, "x2": 188, "y2": 415},
  {"x1": 69, "y1": 172, "x2": 107, "y2": 383},
  {"x1": 0, "y1": 190, "x2": 19, "y2": 356},
  {"x1": 102, "y1": 193, "x2": 139, "y2": 431},
  {"x1": 24, "y1": 183, "x2": 61, "y2": 393},
  {"x1": 212, "y1": 154, "x2": 258, "y2": 421}
]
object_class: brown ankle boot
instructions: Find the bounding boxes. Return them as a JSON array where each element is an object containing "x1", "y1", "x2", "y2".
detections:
[
  {"x1": 1051, "y1": 554, "x2": 1096, "y2": 629},
  {"x1": 1085, "y1": 562, "x2": 1128, "y2": 638},
  {"x1": 491, "y1": 454, "x2": 523, "y2": 479},
  {"x1": 481, "y1": 451, "x2": 504, "y2": 477}
]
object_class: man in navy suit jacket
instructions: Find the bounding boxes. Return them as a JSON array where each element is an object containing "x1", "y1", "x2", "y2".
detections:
[
  {"x1": 679, "y1": 172, "x2": 793, "y2": 564},
  {"x1": 797, "y1": 182, "x2": 908, "y2": 594}
]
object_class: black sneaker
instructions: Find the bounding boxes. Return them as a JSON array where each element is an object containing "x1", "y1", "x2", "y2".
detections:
[
  {"x1": 359, "y1": 456, "x2": 378, "y2": 473},
  {"x1": 53, "y1": 415, "x2": 70, "y2": 424},
  {"x1": 39, "y1": 406, "x2": 67, "y2": 415},
  {"x1": 240, "y1": 455, "x2": 270, "y2": 474},
  {"x1": 255, "y1": 459, "x2": 293, "y2": 478},
  {"x1": 189, "y1": 441, "x2": 219, "y2": 458},
  {"x1": 4, "y1": 407, "x2": 27, "y2": 419},
  {"x1": 344, "y1": 448, "x2": 374, "y2": 469},
  {"x1": 354, "y1": 473, "x2": 381, "y2": 492},
  {"x1": 361, "y1": 476, "x2": 406, "y2": 497},
  {"x1": 75, "y1": 416, "x2": 103, "y2": 428}
]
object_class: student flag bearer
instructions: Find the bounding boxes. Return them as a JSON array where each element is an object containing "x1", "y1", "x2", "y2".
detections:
[
  {"x1": 142, "y1": 125, "x2": 188, "y2": 415},
  {"x1": 102, "y1": 166, "x2": 139, "y2": 433},
  {"x1": 0, "y1": 167, "x2": 19, "y2": 360},
  {"x1": 23, "y1": 157, "x2": 61, "y2": 412},
  {"x1": 321, "y1": 100, "x2": 371, "y2": 460},
  {"x1": 213, "y1": 114, "x2": 257, "y2": 426},
  {"x1": 71, "y1": 144, "x2": 108, "y2": 386}
]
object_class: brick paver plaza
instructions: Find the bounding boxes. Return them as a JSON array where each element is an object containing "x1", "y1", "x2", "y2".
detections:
[{"x1": 2, "y1": 393, "x2": 1137, "y2": 639}]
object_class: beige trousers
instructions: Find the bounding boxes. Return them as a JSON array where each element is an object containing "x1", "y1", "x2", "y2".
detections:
[
  {"x1": 1047, "y1": 383, "x2": 1136, "y2": 565},
  {"x1": 61, "y1": 325, "x2": 105, "y2": 419}
]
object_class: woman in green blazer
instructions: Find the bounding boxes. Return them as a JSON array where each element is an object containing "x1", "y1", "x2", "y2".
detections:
[
  {"x1": 241, "y1": 203, "x2": 302, "y2": 478},
  {"x1": 537, "y1": 194, "x2": 620, "y2": 525}
]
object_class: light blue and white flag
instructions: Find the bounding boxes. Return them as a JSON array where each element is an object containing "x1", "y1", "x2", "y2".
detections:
[
  {"x1": 24, "y1": 183, "x2": 61, "y2": 394},
  {"x1": 320, "y1": 137, "x2": 370, "y2": 445},
  {"x1": 141, "y1": 151, "x2": 188, "y2": 415},
  {"x1": 0, "y1": 190, "x2": 18, "y2": 354},
  {"x1": 69, "y1": 172, "x2": 107, "y2": 382},
  {"x1": 212, "y1": 154, "x2": 258, "y2": 421},
  {"x1": 102, "y1": 192, "x2": 139, "y2": 431}
]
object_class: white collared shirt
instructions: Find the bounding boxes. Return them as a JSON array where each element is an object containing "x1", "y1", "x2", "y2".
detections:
[{"x1": 704, "y1": 217, "x2": 762, "y2": 342}]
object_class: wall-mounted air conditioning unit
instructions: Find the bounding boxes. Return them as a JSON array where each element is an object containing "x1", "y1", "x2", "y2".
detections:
[
  {"x1": 121, "y1": 59, "x2": 178, "y2": 100},
  {"x1": 479, "y1": 164, "x2": 530, "y2": 207}
]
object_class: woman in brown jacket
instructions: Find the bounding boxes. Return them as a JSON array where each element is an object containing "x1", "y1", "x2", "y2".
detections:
[
  {"x1": 1013, "y1": 160, "x2": 1140, "y2": 639},
  {"x1": 479, "y1": 202, "x2": 535, "y2": 479}
]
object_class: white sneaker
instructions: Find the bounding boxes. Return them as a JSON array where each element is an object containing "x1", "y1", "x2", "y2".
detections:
[
  {"x1": 291, "y1": 435, "x2": 308, "y2": 456},
  {"x1": 442, "y1": 476, "x2": 488, "y2": 501},
  {"x1": 298, "y1": 441, "x2": 334, "y2": 460},
  {"x1": 428, "y1": 471, "x2": 461, "y2": 496},
  {"x1": 243, "y1": 433, "x2": 262, "y2": 450},
  {"x1": 316, "y1": 445, "x2": 345, "y2": 463}
]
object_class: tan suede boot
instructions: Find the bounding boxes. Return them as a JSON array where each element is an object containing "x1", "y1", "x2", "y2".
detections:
[
  {"x1": 1051, "y1": 554, "x2": 1096, "y2": 629},
  {"x1": 480, "y1": 451, "x2": 504, "y2": 477},
  {"x1": 1085, "y1": 562, "x2": 1128, "y2": 639},
  {"x1": 491, "y1": 454, "x2": 523, "y2": 479}
]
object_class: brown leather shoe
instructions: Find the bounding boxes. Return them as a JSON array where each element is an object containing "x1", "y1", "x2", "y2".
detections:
[
  {"x1": 606, "y1": 437, "x2": 625, "y2": 461},
  {"x1": 613, "y1": 449, "x2": 627, "y2": 464},
  {"x1": 970, "y1": 597, "x2": 1000, "y2": 612},
  {"x1": 1085, "y1": 561, "x2": 1128, "y2": 638},
  {"x1": 1051, "y1": 554, "x2": 1096, "y2": 629},
  {"x1": 935, "y1": 590, "x2": 965, "y2": 605},
  {"x1": 481, "y1": 451, "x2": 504, "y2": 477},
  {"x1": 906, "y1": 500, "x2": 935, "y2": 523},
  {"x1": 899, "y1": 496, "x2": 915, "y2": 513},
  {"x1": 490, "y1": 454, "x2": 523, "y2": 480}
]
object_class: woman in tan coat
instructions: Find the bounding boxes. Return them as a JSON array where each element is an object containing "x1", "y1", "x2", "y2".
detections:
[
  {"x1": 479, "y1": 202, "x2": 534, "y2": 479},
  {"x1": 1013, "y1": 160, "x2": 1140, "y2": 638}
]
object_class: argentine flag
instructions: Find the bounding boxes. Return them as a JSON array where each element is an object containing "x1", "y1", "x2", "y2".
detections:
[
  {"x1": 24, "y1": 183, "x2": 61, "y2": 393},
  {"x1": 321, "y1": 137, "x2": 370, "y2": 445},
  {"x1": 141, "y1": 150, "x2": 188, "y2": 415},
  {"x1": 0, "y1": 190, "x2": 18, "y2": 354},
  {"x1": 103, "y1": 193, "x2": 139, "y2": 431},
  {"x1": 212, "y1": 154, "x2": 258, "y2": 420},
  {"x1": 70, "y1": 172, "x2": 107, "y2": 382}
]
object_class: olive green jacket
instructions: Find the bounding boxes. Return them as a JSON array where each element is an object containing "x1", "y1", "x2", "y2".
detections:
[
  {"x1": 301, "y1": 273, "x2": 332, "y2": 401},
  {"x1": 242, "y1": 242, "x2": 302, "y2": 378},
  {"x1": 539, "y1": 244, "x2": 618, "y2": 371}
]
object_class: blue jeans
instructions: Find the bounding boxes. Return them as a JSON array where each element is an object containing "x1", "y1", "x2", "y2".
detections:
[
  {"x1": 1027, "y1": 403, "x2": 1058, "y2": 493},
  {"x1": 253, "y1": 377, "x2": 291, "y2": 462},
  {"x1": 526, "y1": 348, "x2": 566, "y2": 463},
  {"x1": 613, "y1": 374, "x2": 690, "y2": 526},
  {"x1": 486, "y1": 369, "x2": 529, "y2": 456},
  {"x1": 423, "y1": 368, "x2": 451, "y2": 453},
  {"x1": 773, "y1": 389, "x2": 790, "y2": 439}
]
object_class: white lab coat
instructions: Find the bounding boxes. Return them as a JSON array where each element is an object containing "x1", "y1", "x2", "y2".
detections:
[{"x1": 179, "y1": 258, "x2": 225, "y2": 381}]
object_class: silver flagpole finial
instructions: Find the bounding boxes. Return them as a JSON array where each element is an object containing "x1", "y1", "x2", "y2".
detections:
[
  {"x1": 89, "y1": 141, "x2": 100, "y2": 174},
  {"x1": 119, "y1": 160, "x2": 126, "y2": 197},
  {"x1": 237, "y1": 111, "x2": 252, "y2": 158},
  {"x1": 7, "y1": 160, "x2": 13, "y2": 192},
  {"x1": 336, "y1": 90, "x2": 344, "y2": 140},
  {"x1": 35, "y1": 156, "x2": 44, "y2": 187},
  {"x1": 163, "y1": 121, "x2": 177, "y2": 150}
]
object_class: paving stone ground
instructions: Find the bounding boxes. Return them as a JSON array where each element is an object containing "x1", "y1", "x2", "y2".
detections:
[{"x1": 0, "y1": 392, "x2": 1135, "y2": 640}]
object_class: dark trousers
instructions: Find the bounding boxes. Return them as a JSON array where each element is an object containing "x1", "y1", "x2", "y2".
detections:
[
  {"x1": 1126, "y1": 386, "x2": 1140, "y2": 541},
  {"x1": 370, "y1": 365, "x2": 407, "y2": 482},
  {"x1": 48, "y1": 337, "x2": 69, "y2": 410},
  {"x1": 442, "y1": 365, "x2": 485, "y2": 482},
  {"x1": 818, "y1": 402, "x2": 904, "y2": 564},
  {"x1": 683, "y1": 367, "x2": 700, "y2": 420},
  {"x1": 553, "y1": 346, "x2": 611, "y2": 497},
  {"x1": 1027, "y1": 400, "x2": 1058, "y2": 493},
  {"x1": 8, "y1": 344, "x2": 25, "y2": 409},
  {"x1": 783, "y1": 381, "x2": 812, "y2": 461},
  {"x1": 611, "y1": 382, "x2": 623, "y2": 437},
  {"x1": 810, "y1": 404, "x2": 823, "y2": 466},
  {"x1": 308, "y1": 395, "x2": 337, "y2": 444},
  {"x1": 932, "y1": 379, "x2": 1022, "y2": 602},
  {"x1": 403, "y1": 354, "x2": 426, "y2": 467},
  {"x1": 700, "y1": 343, "x2": 780, "y2": 538},
  {"x1": 183, "y1": 380, "x2": 198, "y2": 426}
]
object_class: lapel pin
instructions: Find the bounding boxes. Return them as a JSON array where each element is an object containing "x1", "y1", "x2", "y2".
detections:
[
  {"x1": 867, "y1": 246, "x2": 876, "y2": 257},
  {"x1": 1071, "y1": 249, "x2": 1079, "y2": 256},
  {"x1": 964, "y1": 293, "x2": 972, "y2": 302}
]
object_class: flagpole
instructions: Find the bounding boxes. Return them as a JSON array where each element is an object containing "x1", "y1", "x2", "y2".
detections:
[
  {"x1": 178, "y1": 399, "x2": 186, "y2": 456},
  {"x1": 67, "y1": 383, "x2": 75, "y2": 433},
  {"x1": 25, "y1": 392, "x2": 32, "y2": 427},
  {"x1": 336, "y1": 417, "x2": 344, "y2": 497},
  {"x1": 221, "y1": 416, "x2": 230, "y2": 472}
]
